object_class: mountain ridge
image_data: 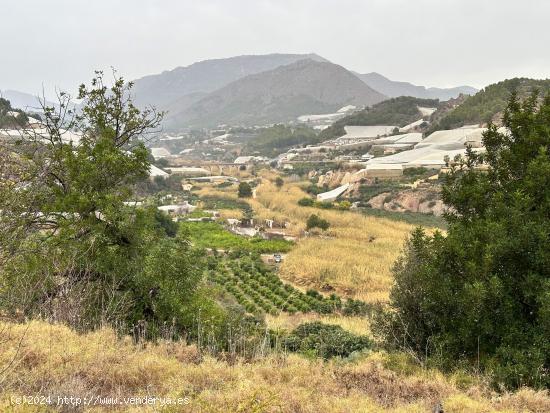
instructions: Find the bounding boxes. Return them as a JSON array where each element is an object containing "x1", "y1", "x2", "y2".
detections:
[
  {"x1": 164, "y1": 59, "x2": 387, "y2": 129},
  {"x1": 131, "y1": 53, "x2": 328, "y2": 111},
  {"x1": 355, "y1": 72, "x2": 478, "y2": 101}
]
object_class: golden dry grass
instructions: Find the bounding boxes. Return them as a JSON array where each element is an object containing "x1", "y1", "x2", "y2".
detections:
[
  {"x1": 1, "y1": 321, "x2": 549, "y2": 413},
  {"x1": 251, "y1": 179, "x2": 417, "y2": 303},
  {"x1": 266, "y1": 312, "x2": 371, "y2": 336},
  {"x1": 193, "y1": 176, "x2": 425, "y2": 303}
]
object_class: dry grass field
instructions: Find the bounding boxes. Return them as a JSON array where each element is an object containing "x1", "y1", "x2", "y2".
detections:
[
  {"x1": 250, "y1": 179, "x2": 418, "y2": 303},
  {"x1": 266, "y1": 312, "x2": 372, "y2": 336},
  {"x1": 2, "y1": 321, "x2": 549, "y2": 413},
  {"x1": 192, "y1": 176, "x2": 416, "y2": 302},
  {"x1": 194, "y1": 176, "x2": 425, "y2": 303}
]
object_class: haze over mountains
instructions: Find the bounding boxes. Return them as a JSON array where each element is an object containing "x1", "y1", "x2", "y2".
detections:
[
  {"x1": 0, "y1": 89, "x2": 54, "y2": 112},
  {"x1": 164, "y1": 59, "x2": 386, "y2": 128},
  {"x1": 355, "y1": 72, "x2": 478, "y2": 101},
  {"x1": 2, "y1": 53, "x2": 479, "y2": 130},
  {"x1": 130, "y1": 53, "x2": 478, "y2": 130},
  {"x1": 131, "y1": 53, "x2": 328, "y2": 110}
]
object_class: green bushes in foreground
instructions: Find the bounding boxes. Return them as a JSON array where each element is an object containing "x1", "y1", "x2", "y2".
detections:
[{"x1": 374, "y1": 92, "x2": 550, "y2": 390}]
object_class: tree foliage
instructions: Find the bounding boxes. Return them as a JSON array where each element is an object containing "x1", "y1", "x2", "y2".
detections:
[
  {"x1": 306, "y1": 214, "x2": 330, "y2": 231},
  {"x1": 0, "y1": 72, "x2": 217, "y2": 336},
  {"x1": 284, "y1": 322, "x2": 371, "y2": 358},
  {"x1": 374, "y1": 92, "x2": 550, "y2": 389},
  {"x1": 244, "y1": 124, "x2": 319, "y2": 156},
  {"x1": 238, "y1": 181, "x2": 253, "y2": 198},
  {"x1": 0, "y1": 97, "x2": 29, "y2": 128}
]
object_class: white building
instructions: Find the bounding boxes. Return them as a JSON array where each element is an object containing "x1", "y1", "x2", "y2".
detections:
[
  {"x1": 150, "y1": 147, "x2": 171, "y2": 160},
  {"x1": 149, "y1": 164, "x2": 169, "y2": 179},
  {"x1": 316, "y1": 183, "x2": 350, "y2": 202}
]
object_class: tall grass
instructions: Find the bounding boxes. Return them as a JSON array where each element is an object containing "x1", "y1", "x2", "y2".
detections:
[
  {"x1": 2, "y1": 320, "x2": 549, "y2": 413},
  {"x1": 251, "y1": 180, "x2": 419, "y2": 303}
]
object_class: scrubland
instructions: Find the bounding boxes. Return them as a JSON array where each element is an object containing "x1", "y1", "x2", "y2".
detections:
[{"x1": 1, "y1": 321, "x2": 549, "y2": 413}]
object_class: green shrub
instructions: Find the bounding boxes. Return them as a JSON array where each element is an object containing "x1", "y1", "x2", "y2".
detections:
[
  {"x1": 238, "y1": 182, "x2": 253, "y2": 198},
  {"x1": 342, "y1": 299, "x2": 372, "y2": 316},
  {"x1": 374, "y1": 93, "x2": 550, "y2": 389},
  {"x1": 314, "y1": 201, "x2": 333, "y2": 209},
  {"x1": 284, "y1": 322, "x2": 372, "y2": 359},
  {"x1": 298, "y1": 197, "x2": 315, "y2": 207},
  {"x1": 336, "y1": 201, "x2": 352, "y2": 210},
  {"x1": 306, "y1": 214, "x2": 330, "y2": 231}
]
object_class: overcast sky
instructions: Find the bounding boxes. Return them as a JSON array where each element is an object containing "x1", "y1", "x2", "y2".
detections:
[{"x1": 1, "y1": 0, "x2": 548, "y2": 99}]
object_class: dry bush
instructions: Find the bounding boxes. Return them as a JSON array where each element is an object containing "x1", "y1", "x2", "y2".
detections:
[{"x1": 335, "y1": 362, "x2": 449, "y2": 408}]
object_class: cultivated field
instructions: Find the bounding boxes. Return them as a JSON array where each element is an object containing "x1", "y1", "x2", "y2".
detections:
[
  {"x1": 193, "y1": 176, "x2": 417, "y2": 303},
  {"x1": 250, "y1": 179, "x2": 418, "y2": 303}
]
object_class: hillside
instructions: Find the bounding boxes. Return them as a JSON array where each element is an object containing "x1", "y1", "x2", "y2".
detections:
[
  {"x1": 356, "y1": 72, "x2": 478, "y2": 101},
  {"x1": 0, "y1": 89, "x2": 56, "y2": 111},
  {"x1": 0, "y1": 97, "x2": 30, "y2": 128},
  {"x1": 318, "y1": 96, "x2": 439, "y2": 141},
  {"x1": 243, "y1": 124, "x2": 320, "y2": 156},
  {"x1": 3, "y1": 320, "x2": 549, "y2": 413},
  {"x1": 131, "y1": 53, "x2": 327, "y2": 111},
  {"x1": 427, "y1": 77, "x2": 550, "y2": 132},
  {"x1": 165, "y1": 59, "x2": 387, "y2": 129}
]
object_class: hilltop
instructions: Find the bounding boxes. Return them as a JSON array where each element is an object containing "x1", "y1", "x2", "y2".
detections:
[
  {"x1": 165, "y1": 59, "x2": 386, "y2": 128},
  {"x1": 131, "y1": 53, "x2": 327, "y2": 111},
  {"x1": 318, "y1": 96, "x2": 439, "y2": 141},
  {"x1": 0, "y1": 89, "x2": 56, "y2": 112},
  {"x1": 355, "y1": 72, "x2": 478, "y2": 101},
  {"x1": 427, "y1": 77, "x2": 550, "y2": 132}
]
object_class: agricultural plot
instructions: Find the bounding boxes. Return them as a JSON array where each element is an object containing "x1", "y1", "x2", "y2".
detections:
[
  {"x1": 207, "y1": 256, "x2": 370, "y2": 316},
  {"x1": 181, "y1": 221, "x2": 293, "y2": 253}
]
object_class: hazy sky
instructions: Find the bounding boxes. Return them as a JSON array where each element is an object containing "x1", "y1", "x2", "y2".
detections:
[{"x1": 1, "y1": 0, "x2": 548, "y2": 98}]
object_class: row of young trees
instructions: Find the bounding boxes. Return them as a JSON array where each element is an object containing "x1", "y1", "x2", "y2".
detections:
[{"x1": 375, "y1": 92, "x2": 550, "y2": 389}]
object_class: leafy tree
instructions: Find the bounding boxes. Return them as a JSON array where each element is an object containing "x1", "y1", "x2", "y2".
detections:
[
  {"x1": 0, "y1": 72, "x2": 217, "y2": 336},
  {"x1": 306, "y1": 214, "x2": 330, "y2": 231},
  {"x1": 0, "y1": 97, "x2": 29, "y2": 128},
  {"x1": 154, "y1": 209, "x2": 178, "y2": 237},
  {"x1": 238, "y1": 181, "x2": 253, "y2": 198},
  {"x1": 155, "y1": 157, "x2": 170, "y2": 168},
  {"x1": 374, "y1": 92, "x2": 550, "y2": 389},
  {"x1": 275, "y1": 176, "x2": 284, "y2": 188}
]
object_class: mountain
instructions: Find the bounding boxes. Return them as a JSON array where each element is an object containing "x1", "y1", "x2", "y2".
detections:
[
  {"x1": 426, "y1": 78, "x2": 550, "y2": 133},
  {"x1": 165, "y1": 59, "x2": 387, "y2": 129},
  {"x1": 0, "y1": 89, "x2": 54, "y2": 112},
  {"x1": 131, "y1": 53, "x2": 328, "y2": 111},
  {"x1": 355, "y1": 72, "x2": 478, "y2": 101},
  {"x1": 318, "y1": 96, "x2": 439, "y2": 141}
]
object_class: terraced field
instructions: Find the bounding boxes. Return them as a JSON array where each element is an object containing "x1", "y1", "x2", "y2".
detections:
[{"x1": 207, "y1": 256, "x2": 370, "y2": 316}]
